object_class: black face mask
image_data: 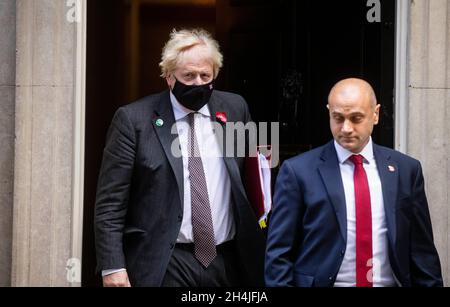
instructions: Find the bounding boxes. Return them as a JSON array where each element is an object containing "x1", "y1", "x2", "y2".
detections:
[{"x1": 171, "y1": 78, "x2": 214, "y2": 111}]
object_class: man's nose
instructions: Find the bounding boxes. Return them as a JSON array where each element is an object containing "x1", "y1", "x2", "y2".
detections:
[
  {"x1": 342, "y1": 120, "x2": 353, "y2": 133},
  {"x1": 193, "y1": 75, "x2": 203, "y2": 85}
]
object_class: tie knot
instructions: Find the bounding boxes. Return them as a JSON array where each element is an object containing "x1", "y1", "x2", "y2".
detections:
[
  {"x1": 188, "y1": 112, "x2": 197, "y2": 124},
  {"x1": 349, "y1": 154, "x2": 364, "y2": 166}
]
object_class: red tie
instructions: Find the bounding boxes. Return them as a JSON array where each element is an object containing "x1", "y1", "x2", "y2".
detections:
[{"x1": 349, "y1": 155, "x2": 373, "y2": 287}]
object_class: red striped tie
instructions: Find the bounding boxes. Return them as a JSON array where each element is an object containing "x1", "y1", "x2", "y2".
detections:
[{"x1": 349, "y1": 155, "x2": 373, "y2": 287}]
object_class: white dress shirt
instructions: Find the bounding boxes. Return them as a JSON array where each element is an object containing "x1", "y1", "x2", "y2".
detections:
[
  {"x1": 102, "y1": 93, "x2": 235, "y2": 277},
  {"x1": 170, "y1": 92, "x2": 235, "y2": 244},
  {"x1": 334, "y1": 138, "x2": 396, "y2": 287}
]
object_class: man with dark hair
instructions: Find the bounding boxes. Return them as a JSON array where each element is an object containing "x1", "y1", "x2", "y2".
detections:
[{"x1": 266, "y1": 78, "x2": 442, "y2": 287}]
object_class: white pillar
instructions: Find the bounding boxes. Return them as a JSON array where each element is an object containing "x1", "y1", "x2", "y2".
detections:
[
  {"x1": 12, "y1": 0, "x2": 86, "y2": 286},
  {"x1": 0, "y1": 0, "x2": 16, "y2": 287},
  {"x1": 407, "y1": 0, "x2": 450, "y2": 286}
]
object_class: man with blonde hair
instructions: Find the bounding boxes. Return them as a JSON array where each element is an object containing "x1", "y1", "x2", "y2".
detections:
[{"x1": 94, "y1": 28, "x2": 265, "y2": 287}]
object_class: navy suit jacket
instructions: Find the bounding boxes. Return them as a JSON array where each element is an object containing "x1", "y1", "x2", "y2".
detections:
[
  {"x1": 265, "y1": 141, "x2": 443, "y2": 287},
  {"x1": 94, "y1": 90, "x2": 265, "y2": 286}
]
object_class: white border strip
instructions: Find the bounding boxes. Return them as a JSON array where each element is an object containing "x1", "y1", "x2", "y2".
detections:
[
  {"x1": 71, "y1": 0, "x2": 87, "y2": 287},
  {"x1": 394, "y1": 0, "x2": 410, "y2": 153}
]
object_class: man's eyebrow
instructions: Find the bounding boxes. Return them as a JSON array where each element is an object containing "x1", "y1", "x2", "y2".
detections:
[
  {"x1": 331, "y1": 111, "x2": 344, "y2": 116},
  {"x1": 349, "y1": 112, "x2": 365, "y2": 116},
  {"x1": 331, "y1": 111, "x2": 365, "y2": 116}
]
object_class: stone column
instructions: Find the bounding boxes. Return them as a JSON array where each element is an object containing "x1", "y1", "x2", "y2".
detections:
[
  {"x1": 12, "y1": 0, "x2": 84, "y2": 286},
  {"x1": 0, "y1": 0, "x2": 16, "y2": 287},
  {"x1": 408, "y1": 0, "x2": 450, "y2": 285}
]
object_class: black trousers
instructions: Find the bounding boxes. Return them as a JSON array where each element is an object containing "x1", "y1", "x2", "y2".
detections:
[{"x1": 162, "y1": 240, "x2": 240, "y2": 287}]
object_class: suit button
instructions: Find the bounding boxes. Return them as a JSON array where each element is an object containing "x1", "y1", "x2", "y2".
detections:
[
  {"x1": 170, "y1": 243, "x2": 175, "y2": 249},
  {"x1": 329, "y1": 276, "x2": 334, "y2": 281},
  {"x1": 341, "y1": 250, "x2": 345, "y2": 256},
  {"x1": 178, "y1": 215, "x2": 182, "y2": 222}
]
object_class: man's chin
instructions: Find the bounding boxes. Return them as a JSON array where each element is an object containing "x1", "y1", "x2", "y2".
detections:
[{"x1": 338, "y1": 140, "x2": 359, "y2": 152}]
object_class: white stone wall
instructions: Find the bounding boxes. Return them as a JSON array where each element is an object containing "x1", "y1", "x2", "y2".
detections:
[
  {"x1": 0, "y1": 0, "x2": 16, "y2": 287},
  {"x1": 408, "y1": 0, "x2": 450, "y2": 286},
  {"x1": 12, "y1": 0, "x2": 77, "y2": 286}
]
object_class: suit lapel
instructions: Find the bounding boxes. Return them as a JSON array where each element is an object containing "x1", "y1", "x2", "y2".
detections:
[
  {"x1": 208, "y1": 93, "x2": 249, "y2": 207},
  {"x1": 373, "y1": 144, "x2": 398, "y2": 248},
  {"x1": 152, "y1": 91, "x2": 184, "y2": 210},
  {"x1": 318, "y1": 142, "x2": 347, "y2": 242},
  {"x1": 316, "y1": 142, "x2": 399, "y2": 250}
]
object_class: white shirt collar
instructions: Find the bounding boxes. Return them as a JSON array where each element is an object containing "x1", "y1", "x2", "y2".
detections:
[
  {"x1": 334, "y1": 137, "x2": 374, "y2": 165},
  {"x1": 170, "y1": 91, "x2": 211, "y2": 121}
]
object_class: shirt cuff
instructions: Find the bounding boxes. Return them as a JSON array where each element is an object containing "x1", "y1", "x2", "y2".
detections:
[{"x1": 102, "y1": 268, "x2": 126, "y2": 277}]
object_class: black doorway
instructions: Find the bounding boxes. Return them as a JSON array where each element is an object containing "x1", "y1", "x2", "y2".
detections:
[
  {"x1": 83, "y1": 0, "x2": 395, "y2": 287},
  {"x1": 215, "y1": 0, "x2": 395, "y2": 157}
]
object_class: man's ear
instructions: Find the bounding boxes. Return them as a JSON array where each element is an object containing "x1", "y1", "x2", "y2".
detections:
[
  {"x1": 374, "y1": 104, "x2": 381, "y2": 125},
  {"x1": 166, "y1": 75, "x2": 174, "y2": 90}
]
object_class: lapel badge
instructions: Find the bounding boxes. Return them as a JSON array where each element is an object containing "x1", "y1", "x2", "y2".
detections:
[
  {"x1": 388, "y1": 165, "x2": 396, "y2": 172},
  {"x1": 155, "y1": 119, "x2": 164, "y2": 127},
  {"x1": 215, "y1": 112, "x2": 227, "y2": 124}
]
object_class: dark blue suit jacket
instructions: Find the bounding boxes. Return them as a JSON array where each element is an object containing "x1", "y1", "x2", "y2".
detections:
[{"x1": 265, "y1": 141, "x2": 443, "y2": 287}]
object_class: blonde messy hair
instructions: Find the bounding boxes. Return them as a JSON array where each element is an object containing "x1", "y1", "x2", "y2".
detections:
[{"x1": 159, "y1": 28, "x2": 223, "y2": 79}]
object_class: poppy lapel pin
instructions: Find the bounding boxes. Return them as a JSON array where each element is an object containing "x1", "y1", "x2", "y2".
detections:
[{"x1": 215, "y1": 112, "x2": 227, "y2": 124}]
